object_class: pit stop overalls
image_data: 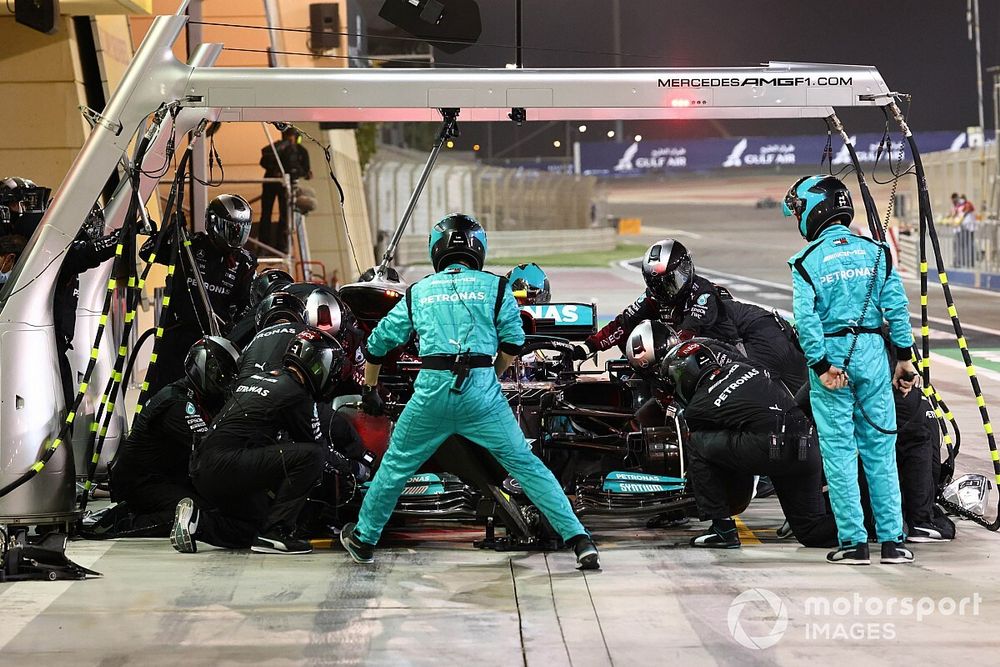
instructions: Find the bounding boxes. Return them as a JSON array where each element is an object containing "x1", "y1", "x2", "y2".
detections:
[
  {"x1": 789, "y1": 225, "x2": 914, "y2": 546},
  {"x1": 357, "y1": 263, "x2": 587, "y2": 545}
]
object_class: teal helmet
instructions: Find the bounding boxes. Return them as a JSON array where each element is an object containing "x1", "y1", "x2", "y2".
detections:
[
  {"x1": 782, "y1": 174, "x2": 854, "y2": 241},
  {"x1": 429, "y1": 213, "x2": 487, "y2": 272},
  {"x1": 507, "y1": 262, "x2": 551, "y2": 304}
]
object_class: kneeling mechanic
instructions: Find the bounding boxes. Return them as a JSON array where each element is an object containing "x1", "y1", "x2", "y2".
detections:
[
  {"x1": 665, "y1": 342, "x2": 838, "y2": 549},
  {"x1": 172, "y1": 328, "x2": 344, "y2": 555}
]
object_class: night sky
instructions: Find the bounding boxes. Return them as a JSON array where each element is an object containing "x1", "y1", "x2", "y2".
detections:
[{"x1": 369, "y1": 0, "x2": 1000, "y2": 157}]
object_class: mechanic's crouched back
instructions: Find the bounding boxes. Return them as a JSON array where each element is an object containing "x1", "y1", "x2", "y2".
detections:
[
  {"x1": 171, "y1": 328, "x2": 345, "y2": 555},
  {"x1": 340, "y1": 213, "x2": 600, "y2": 570}
]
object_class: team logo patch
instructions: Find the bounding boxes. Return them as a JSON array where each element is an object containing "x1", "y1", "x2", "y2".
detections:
[
  {"x1": 833, "y1": 237, "x2": 848, "y2": 246},
  {"x1": 697, "y1": 293, "x2": 710, "y2": 306},
  {"x1": 185, "y1": 402, "x2": 196, "y2": 415},
  {"x1": 678, "y1": 342, "x2": 701, "y2": 356}
]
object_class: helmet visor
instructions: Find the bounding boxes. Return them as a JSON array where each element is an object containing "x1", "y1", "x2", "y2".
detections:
[{"x1": 219, "y1": 217, "x2": 251, "y2": 249}]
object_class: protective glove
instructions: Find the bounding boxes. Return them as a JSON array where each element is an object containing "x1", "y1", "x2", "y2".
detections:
[
  {"x1": 352, "y1": 460, "x2": 372, "y2": 483},
  {"x1": 361, "y1": 384, "x2": 385, "y2": 417},
  {"x1": 571, "y1": 344, "x2": 591, "y2": 361}
]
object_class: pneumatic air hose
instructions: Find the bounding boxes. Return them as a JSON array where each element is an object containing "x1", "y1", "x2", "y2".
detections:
[{"x1": 887, "y1": 101, "x2": 1000, "y2": 530}]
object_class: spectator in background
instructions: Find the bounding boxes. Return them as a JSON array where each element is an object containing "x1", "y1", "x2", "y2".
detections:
[
  {"x1": 950, "y1": 193, "x2": 977, "y2": 268},
  {"x1": 259, "y1": 126, "x2": 312, "y2": 255}
]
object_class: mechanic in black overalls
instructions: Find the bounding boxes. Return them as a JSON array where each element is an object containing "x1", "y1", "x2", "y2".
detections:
[
  {"x1": 625, "y1": 319, "x2": 751, "y2": 427},
  {"x1": 575, "y1": 239, "x2": 738, "y2": 359},
  {"x1": 54, "y1": 206, "x2": 123, "y2": 405},
  {"x1": 172, "y1": 328, "x2": 344, "y2": 555},
  {"x1": 237, "y1": 288, "x2": 374, "y2": 477},
  {"x1": 665, "y1": 341, "x2": 838, "y2": 549},
  {"x1": 578, "y1": 239, "x2": 806, "y2": 393},
  {"x1": 141, "y1": 194, "x2": 257, "y2": 395},
  {"x1": 100, "y1": 337, "x2": 241, "y2": 539}
]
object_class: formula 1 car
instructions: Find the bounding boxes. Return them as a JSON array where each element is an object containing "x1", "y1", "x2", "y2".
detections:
[{"x1": 327, "y1": 286, "x2": 724, "y2": 546}]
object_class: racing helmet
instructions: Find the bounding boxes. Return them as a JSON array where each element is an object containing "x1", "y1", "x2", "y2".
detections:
[
  {"x1": 641, "y1": 239, "x2": 694, "y2": 304},
  {"x1": 303, "y1": 286, "x2": 346, "y2": 337},
  {"x1": 0, "y1": 177, "x2": 50, "y2": 213},
  {"x1": 205, "y1": 194, "x2": 253, "y2": 252},
  {"x1": 184, "y1": 336, "x2": 241, "y2": 403},
  {"x1": 783, "y1": 174, "x2": 854, "y2": 241},
  {"x1": 626, "y1": 320, "x2": 673, "y2": 372},
  {"x1": 250, "y1": 268, "x2": 294, "y2": 306},
  {"x1": 256, "y1": 290, "x2": 305, "y2": 329},
  {"x1": 507, "y1": 262, "x2": 551, "y2": 304},
  {"x1": 429, "y1": 213, "x2": 487, "y2": 272},
  {"x1": 663, "y1": 341, "x2": 720, "y2": 406},
  {"x1": 283, "y1": 327, "x2": 345, "y2": 401}
]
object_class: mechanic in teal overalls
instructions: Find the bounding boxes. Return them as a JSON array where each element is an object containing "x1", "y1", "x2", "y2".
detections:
[
  {"x1": 340, "y1": 213, "x2": 599, "y2": 570},
  {"x1": 785, "y1": 175, "x2": 919, "y2": 566}
]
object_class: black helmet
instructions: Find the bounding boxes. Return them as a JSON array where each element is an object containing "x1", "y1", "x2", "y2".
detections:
[
  {"x1": 184, "y1": 336, "x2": 241, "y2": 403},
  {"x1": 642, "y1": 239, "x2": 694, "y2": 304},
  {"x1": 284, "y1": 327, "x2": 345, "y2": 401},
  {"x1": 205, "y1": 194, "x2": 252, "y2": 252},
  {"x1": 626, "y1": 320, "x2": 673, "y2": 372},
  {"x1": 256, "y1": 290, "x2": 305, "y2": 329},
  {"x1": 428, "y1": 213, "x2": 487, "y2": 272},
  {"x1": 507, "y1": 262, "x2": 551, "y2": 304},
  {"x1": 0, "y1": 177, "x2": 50, "y2": 212},
  {"x1": 303, "y1": 286, "x2": 346, "y2": 336},
  {"x1": 783, "y1": 174, "x2": 854, "y2": 241},
  {"x1": 250, "y1": 268, "x2": 294, "y2": 306},
  {"x1": 663, "y1": 341, "x2": 720, "y2": 405}
]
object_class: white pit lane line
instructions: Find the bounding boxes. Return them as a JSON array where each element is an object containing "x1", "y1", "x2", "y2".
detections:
[{"x1": 0, "y1": 540, "x2": 114, "y2": 651}]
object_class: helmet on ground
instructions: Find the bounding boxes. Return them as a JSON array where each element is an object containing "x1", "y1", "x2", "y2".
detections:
[
  {"x1": 250, "y1": 268, "x2": 294, "y2": 306},
  {"x1": 256, "y1": 290, "x2": 305, "y2": 329},
  {"x1": 428, "y1": 213, "x2": 487, "y2": 272},
  {"x1": 783, "y1": 174, "x2": 854, "y2": 241},
  {"x1": 663, "y1": 341, "x2": 720, "y2": 405},
  {"x1": 507, "y1": 262, "x2": 551, "y2": 304},
  {"x1": 184, "y1": 336, "x2": 241, "y2": 403},
  {"x1": 284, "y1": 327, "x2": 345, "y2": 401},
  {"x1": 205, "y1": 194, "x2": 253, "y2": 252},
  {"x1": 626, "y1": 320, "x2": 673, "y2": 372},
  {"x1": 642, "y1": 239, "x2": 694, "y2": 304},
  {"x1": 303, "y1": 286, "x2": 346, "y2": 336}
]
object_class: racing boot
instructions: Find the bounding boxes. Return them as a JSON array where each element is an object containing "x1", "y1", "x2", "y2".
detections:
[
  {"x1": 826, "y1": 542, "x2": 870, "y2": 565},
  {"x1": 567, "y1": 534, "x2": 600, "y2": 570},
  {"x1": 340, "y1": 521, "x2": 375, "y2": 564},
  {"x1": 252, "y1": 529, "x2": 313, "y2": 555},
  {"x1": 690, "y1": 518, "x2": 740, "y2": 549},
  {"x1": 907, "y1": 523, "x2": 951, "y2": 543},
  {"x1": 170, "y1": 498, "x2": 199, "y2": 554},
  {"x1": 880, "y1": 541, "x2": 914, "y2": 564}
]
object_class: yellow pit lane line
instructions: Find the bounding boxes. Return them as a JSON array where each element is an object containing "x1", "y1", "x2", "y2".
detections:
[{"x1": 735, "y1": 516, "x2": 762, "y2": 545}]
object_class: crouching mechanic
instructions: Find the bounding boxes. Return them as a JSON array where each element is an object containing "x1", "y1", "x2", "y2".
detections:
[
  {"x1": 104, "y1": 337, "x2": 239, "y2": 537},
  {"x1": 172, "y1": 328, "x2": 345, "y2": 555},
  {"x1": 665, "y1": 342, "x2": 838, "y2": 548},
  {"x1": 785, "y1": 174, "x2": 918, "y2": 565},
  {"x1": 238, "y1": 288, "x2": 374, "y2": 476},
  {"x1": 339, "y1": 213, "x2": 599, "y2": 569}
]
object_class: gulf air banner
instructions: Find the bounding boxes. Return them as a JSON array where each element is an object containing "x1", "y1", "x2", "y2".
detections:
[{"x1": 578, "y1": 131, "x2": 970, "y2": 176}]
